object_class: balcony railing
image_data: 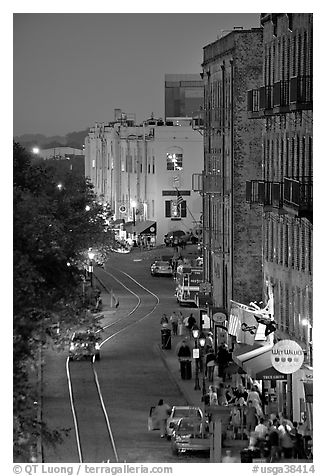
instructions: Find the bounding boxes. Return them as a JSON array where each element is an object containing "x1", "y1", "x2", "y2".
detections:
[
  {"x1": 192, "y1": 173, "x2": 222, "y2": 194},
  {"x1": 246, "y1": 180, "x2": 283, "y2": 208},
  {"x1": 246, "y1": 177, "x2": 313, "y2": 222},
  {"x1": 273, "y1": 80, "x2": 289, "y2": 107},
  {"x1": 290, "y1": 76, "x2": 312, "y2": 104},
  {"x1": 283, "y1": 176, "x2": 313, "y2": 213},
  {"x1": 247, "y1": 75, "x2": 312, "y2": 115}
]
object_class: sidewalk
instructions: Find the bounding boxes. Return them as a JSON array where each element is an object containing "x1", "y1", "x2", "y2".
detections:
[{"x1": 156, "y1": 331, "x2": 247, "y2": 462}]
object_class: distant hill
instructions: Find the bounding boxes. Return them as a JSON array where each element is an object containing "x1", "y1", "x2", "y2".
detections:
[{"x1": 14, "y1": 129, "x2": 90, "y2": 150}]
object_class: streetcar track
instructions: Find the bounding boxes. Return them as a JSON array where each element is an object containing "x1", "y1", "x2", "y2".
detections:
[{"x1": 66, "y1": 264, "x2": 160, "y2": 463}]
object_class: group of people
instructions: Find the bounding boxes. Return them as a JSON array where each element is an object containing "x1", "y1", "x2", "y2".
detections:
[
  {"x1": 160, "y1": 311, "x2": 197, "y2": 337},
  {"x1": 247, "y1": 414, "x2": 312, "y2": 461}
]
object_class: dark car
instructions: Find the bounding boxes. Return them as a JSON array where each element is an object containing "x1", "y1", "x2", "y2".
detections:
[
  {"x1": 69, "y1": 330, "x2": 101, "y2": 361},
  {"x1": 171, "y1": 417, "x2": 210, "y2": 456}
]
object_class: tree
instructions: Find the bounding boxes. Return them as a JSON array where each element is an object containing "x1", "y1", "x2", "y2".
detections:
[{"x1": 13, "y1": 142, "x2": 114, "y2": 461}]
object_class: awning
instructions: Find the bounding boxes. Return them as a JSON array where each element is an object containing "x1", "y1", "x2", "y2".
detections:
[
  {"x1": 232, "y1": 342, "x2": 274, "y2": 378},
  {"x1": 256, "y1": 366, "x2": 287, "y2": 381},
  {"x1": 124, "y1": 220, "x2": 157, "y2": 235}
]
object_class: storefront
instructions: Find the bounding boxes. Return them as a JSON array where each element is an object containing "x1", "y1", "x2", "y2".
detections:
[
  {"x1": 292, "y1": 365, "x2": 313, "y2": 428},
  {"x1": 124, "y1": 220, "x2": 157, "y2": 246}
]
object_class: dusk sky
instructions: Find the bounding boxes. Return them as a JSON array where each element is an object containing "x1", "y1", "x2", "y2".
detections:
[{"x1": 13, "y1": 12, "x2": 260, "y2": 137}]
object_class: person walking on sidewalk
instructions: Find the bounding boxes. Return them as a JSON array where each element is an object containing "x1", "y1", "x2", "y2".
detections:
[
  {"x1": 205, "y1": 347, "x2": 216, "y2": 382},
  {"x1": 155, "y1": 399, "x2": 171, "y2": 438},
  {"x1": 186, "y1": 313, "x2": 196, "y2": 338},
  {"x1": 160, "y1": 313, "x2": 169, "y2": 327},
  {"x1": 177, "y1": 340, "x2": 192, "y2": 379},
  {"x1": 169, "y1": 312, "x2": 178, "y2": 336}
]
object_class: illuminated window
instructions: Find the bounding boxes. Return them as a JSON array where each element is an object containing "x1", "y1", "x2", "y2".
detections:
[
  {"x1": 165, "y1": 200, "x2": 186, "y2": 218},
  {"x1": 167, "y1": 152, "x2": 183, "y2": 171}
]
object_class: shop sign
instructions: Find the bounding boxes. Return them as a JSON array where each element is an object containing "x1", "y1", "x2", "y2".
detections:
[
  {"x1": 193, "y1": 348, "x2": 200, "y2": 359},
  {"x1": 271, "y1": 340, "x2": 304, "y2": 374},
  {"x1": 212, "y1": 312, "x2": 226, "y2": 324}
]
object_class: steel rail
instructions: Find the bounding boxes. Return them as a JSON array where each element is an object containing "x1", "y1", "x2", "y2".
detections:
[{"x1": 66, "y1": 265, "x2": 160, "y2": 463}]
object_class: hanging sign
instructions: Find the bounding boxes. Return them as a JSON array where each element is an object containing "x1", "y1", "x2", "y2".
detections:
[{"x1": 271, "y1": 340, "x2": 304, "y2": 374}]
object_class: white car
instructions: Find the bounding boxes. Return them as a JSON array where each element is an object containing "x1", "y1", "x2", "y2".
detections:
[
  {"x1": 150, "y1": 260, "x2": 173, "y2": 277},
  {"x1": 69, "y1": 331, "x2": 101, "y2": 361},
  {"x1": 166, "y1": 406, "x2": 204, "y2": 439}
]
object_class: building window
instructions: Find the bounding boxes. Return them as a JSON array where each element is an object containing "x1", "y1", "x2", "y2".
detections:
[
  {"x1": 165, "y1": 200, "x2": 186, "y2": 218},
  {"x1": 167, "y1": 152, "x2": 183, "y2": 171},
  {"x1": 152, "y1": 157, "x2": 155, "y2": 174},
  {"x1": 92, "y1": 159, "x2": 95, "y2": 168}
]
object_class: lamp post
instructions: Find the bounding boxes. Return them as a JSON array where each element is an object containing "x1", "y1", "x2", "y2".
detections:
[
  {"x1": 88, "y1": 249, "x2": 95, "y2": 288},
  {"x1": 192, "y1": 325, "x2": 200, "y2": 390},
  {"x1": 198, "y1": 333, "x2": 207, "y2": 398}
]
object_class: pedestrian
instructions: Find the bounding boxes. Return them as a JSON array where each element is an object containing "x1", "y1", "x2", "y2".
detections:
[
  {"x1": 230, "y1": 405, "x2": 241, "y2": 439},
  {"x1": 155, "y1": 399, "x2": 171, "y2": 438},
  {"x1": 177, "y1": 340, "x2": 192, "y2": 379},
  {"x1": 267, "y1": 419, "x2": 281, "y2": 462},
  {"x1": 169, "y1": 311, "x2": 178, "y2": 336},
  {"x1": 292, "y1": 422, "x2": 305, "y2": 459},
  {"x1": 205, "y1": 348, "x2": 216, "y2": 382},
  {"x1": 245, "y1": 400, "x2": 258, "y2": 435},
  {"x1": 255, "y1": 418, "x2": 269, "y2": 456},
  {"x1": 217, "y1": 383, "x2": 228, "y2": 406},
  {"x1": 205, "y1": 331, "x2": 214, "y2": 349},
  {"x1": 160, "y1": 313, "x2": 169, "y2": 327},
  {"x1": 278, "y1": 417, "x2": 294, "y2": 459},
  {"x1": 177, "y1": 312, "x2": 184, "y2": 335},
  {"x1": 208, "y1": 385, "x2": 218, "y2": 405},
  {"x1": 186, "y1": 313, "x2": 196, "y2": 337},
  {"x1": 216, "y1": 343, "x2": 230, "y2": 381}
]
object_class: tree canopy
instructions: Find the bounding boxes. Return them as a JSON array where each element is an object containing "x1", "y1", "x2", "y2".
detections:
[{"x1": 13, "y1": 142, "x2": 114, "y2": 461}]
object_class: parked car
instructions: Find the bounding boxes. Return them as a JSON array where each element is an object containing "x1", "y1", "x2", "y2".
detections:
[
  {"x1": 150, "y1": 260, "x2": 173, "y2": 277},
  {"x1": 171, "y1": 417, "x2": 210, "y2": 456},
  {"x1": 69, "y1": 330, "x2": 101, "y2": 361},
  {"x1": 166, "y1": 406, "x2": 203, "y2": 438}
]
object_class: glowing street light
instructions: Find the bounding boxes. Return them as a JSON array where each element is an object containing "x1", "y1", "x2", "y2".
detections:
[
  {"x1": 32, "y1": 147, "x2": 40, "y2": 155},
  {"x1": 192, "y1": 324, "x2": 201, "y2": 390},
  {"x1": 88, "y1": 249, "x2": 95, "y2": 287}
]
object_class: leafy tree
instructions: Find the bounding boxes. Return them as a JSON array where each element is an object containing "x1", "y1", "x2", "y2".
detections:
[{"x1": 13, "y1": 142, "x2": 114, "y2": 461}]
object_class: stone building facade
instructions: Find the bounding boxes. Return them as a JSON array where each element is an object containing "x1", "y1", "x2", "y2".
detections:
[
  {"x1": 84, "y1": 114, "x2": 203, "y2": 244},
  {"x1": 200, "y1": 27, "x2": 264, "y2": 310}
]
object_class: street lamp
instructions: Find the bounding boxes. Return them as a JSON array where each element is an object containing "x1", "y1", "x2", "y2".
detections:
[
  {"x1": 198, "y1": 333, "x2": 207, "y2": 397},
  {"x1": 192, "y1": 325, "x2": 201, "y2": 390},
  {"x1": 88, "y1": 249, "x2": 95, "y2": 287}
]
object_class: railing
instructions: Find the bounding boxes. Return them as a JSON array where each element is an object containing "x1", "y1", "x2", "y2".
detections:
[
  {"x1": 290, "y1": 76, "x2": 312, "y2": 104},
  {"x1": 283, "y1": 176, "x2": 313, "y2": 210},
  {"x1": 273, "y1": 80, "x2": 290, "y2": 107},
  {"x1": 246, "y1": 180, "x2": 283, "y2": 208},
  {"x1": 247, "y1": 75, "x2": 312, "y2": 114}
]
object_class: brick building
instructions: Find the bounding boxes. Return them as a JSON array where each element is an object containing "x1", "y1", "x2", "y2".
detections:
[
  {"x1": 246, "y1": 13, "x2": 313, "y2": 423},
  {"x1": 199, "y1": 27, "x2": 264, "y2": 316}
]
